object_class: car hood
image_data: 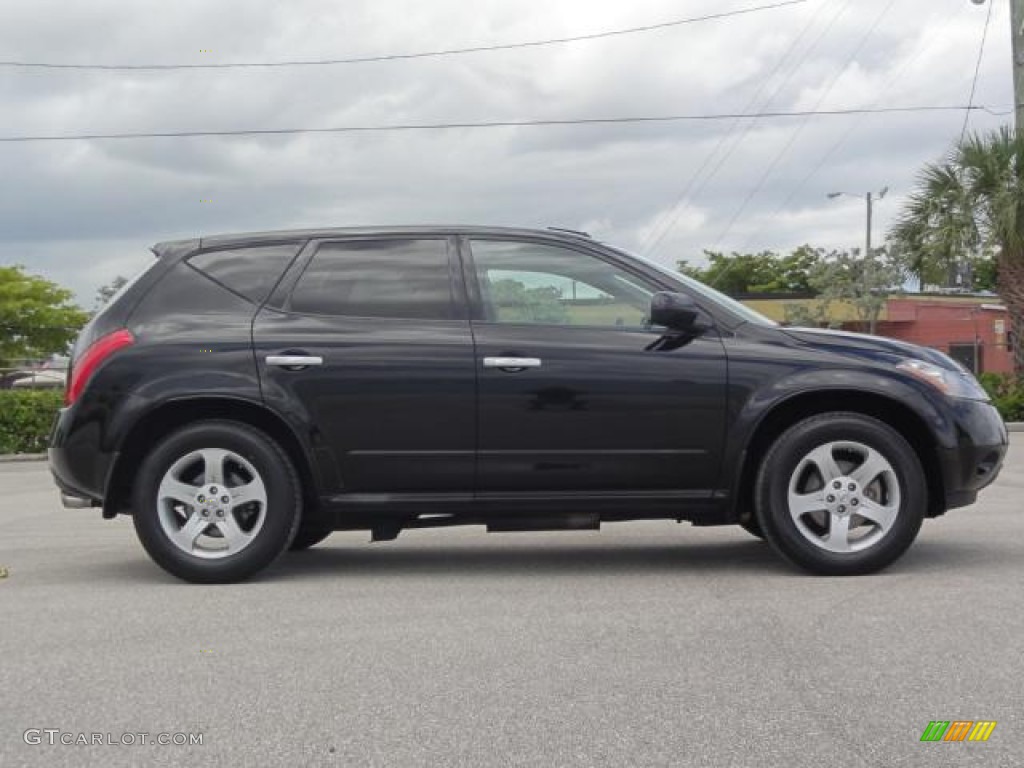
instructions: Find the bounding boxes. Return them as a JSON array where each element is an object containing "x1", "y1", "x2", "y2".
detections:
[{"x1": 781, "y1": 327, "x2": 962, "y2": 371}]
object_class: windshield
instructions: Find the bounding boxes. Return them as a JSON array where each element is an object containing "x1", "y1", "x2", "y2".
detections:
[{"x1": 606, "y1": 246, "x2": 779, "y2": 327}]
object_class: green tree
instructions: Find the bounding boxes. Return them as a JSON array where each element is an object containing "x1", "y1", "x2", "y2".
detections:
[
  {"x1": 0, "y1": 266, "x2": 88, "y2": 367},
  {"x1": 889, "y1": 127, "x2": 1024, "y2": 369},
  {"x1": 888, "y1": 165, "x2": 977, "y2": 290},
  {"x1": 678, "y1": 246, "x2": 821, "y2": 295},
  {"x1": 972, "y1": 255, "x2": 999, "y2": 292},
  {"x1": 784, "y1": 249, "x2": 902, "y2": 334},
  {"x1": 94, "y1": 275, "x2": 128, "y2": 310}
]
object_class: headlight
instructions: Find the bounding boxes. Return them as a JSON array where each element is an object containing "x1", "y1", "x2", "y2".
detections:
[{"x1": 896, "y1": 358, "x2": 990, "y2": 400}]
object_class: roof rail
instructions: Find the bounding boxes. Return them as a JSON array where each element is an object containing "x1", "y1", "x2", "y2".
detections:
[{"x1": 546, "y1": 227, "x2": 592, "y2": 239}]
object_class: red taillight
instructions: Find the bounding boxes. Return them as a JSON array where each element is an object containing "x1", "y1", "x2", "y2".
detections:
[{"x1": 65, "y1": 329, "x2": 135, "y2": 406}]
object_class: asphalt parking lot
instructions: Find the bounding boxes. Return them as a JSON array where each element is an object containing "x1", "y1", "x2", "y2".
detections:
[{"x1": 1, "y1": 438, "x2": 1022, "y2": 768}]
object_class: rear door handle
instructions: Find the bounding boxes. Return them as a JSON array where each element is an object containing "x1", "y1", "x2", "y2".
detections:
[
  {"x1": 483, "y1": 357, "x2": 542, "y2": 370},
  {"x1": 266, "y1": 355, "x2": 323, "y2": 368}
]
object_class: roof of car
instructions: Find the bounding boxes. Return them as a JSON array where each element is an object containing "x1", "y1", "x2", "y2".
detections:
[{"x1": 153, "y1": 225, "x2": 594, "y2": 257}]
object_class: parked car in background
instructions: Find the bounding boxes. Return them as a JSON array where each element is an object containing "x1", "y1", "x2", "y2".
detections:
[
  {"x1": 1, "y1": 356, "x2": 68, "y2": 390},
  {"x1": 48, "y1": 226, "x2": 1008, "y2": 582}
]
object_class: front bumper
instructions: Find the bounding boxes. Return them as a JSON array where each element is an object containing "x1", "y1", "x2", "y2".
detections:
[{"x1": 939, "y1": 399, "x2": 1008, "y2": 510}]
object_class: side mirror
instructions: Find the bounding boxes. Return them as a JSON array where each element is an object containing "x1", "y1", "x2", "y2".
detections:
[{"x1": 650, "y1": 291, "x2": 704, "y2": 332}]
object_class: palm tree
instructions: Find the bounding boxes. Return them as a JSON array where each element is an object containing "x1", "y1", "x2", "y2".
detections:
[{"x1": 890, "y1": 127, "x2": 1024, "y2": 371}]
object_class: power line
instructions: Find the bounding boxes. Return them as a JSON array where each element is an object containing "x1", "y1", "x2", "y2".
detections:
[
  {"x1": 707, "y1": 0, "x2": 898, "y2": 263},
  {"x1": 643, "y1": 0, "x2": 849, "y2": 257},
  {"x1": 735, "y1": 1, "x2": 972, "y2": 253},
  {"x1": 960, "y1": 0, "x2": 996, "y2": 143},
  {"x1": 686, "y1": 0, "x2": 852, "y2": 224},
  {"x1": 639, "y1": 0, "x2": 837, "y2": 256},
  {"x1": 0, "y1": 106, "x2": 988, "y2": 143},
  {"x1": 0, "y1": 0, "x2": 807, "y2": 72}
]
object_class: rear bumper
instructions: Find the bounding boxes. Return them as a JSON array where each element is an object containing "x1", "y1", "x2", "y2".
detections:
[
  {"x1": 47, "y1": 406, "x2": 114, "y2": 506},
  {"x1": 939, "y1": 399, "x2": 1009, "y2": 511}
]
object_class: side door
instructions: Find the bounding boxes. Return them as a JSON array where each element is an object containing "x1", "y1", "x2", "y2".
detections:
[
  {"x1": 463, "y1": 236, "x2": 728, "y2": 496},
  {"x1": 253, "y1": 236, "x2": 476, "y2": 495}
]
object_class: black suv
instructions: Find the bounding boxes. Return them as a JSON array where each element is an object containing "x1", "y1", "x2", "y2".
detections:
[{"x1": 49, "y1": 226, "x2": 1008, "y2": 582}]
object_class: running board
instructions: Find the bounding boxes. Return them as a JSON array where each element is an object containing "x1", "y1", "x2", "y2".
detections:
[
  {"x1": 367, "y1": 512, "x2": 603, "y2": 541},
  {"x1": 486, "y1": 514, "x2": 601, "y2": 532}
]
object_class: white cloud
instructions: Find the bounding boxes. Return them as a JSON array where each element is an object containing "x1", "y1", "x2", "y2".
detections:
[{"x1": 0, "y1": 0, "x2": 1012, "y2": 302}]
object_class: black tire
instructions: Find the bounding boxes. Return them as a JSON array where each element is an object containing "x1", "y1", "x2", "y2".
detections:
[
  {"x1": 132, "y1": 420, "x2": 302, "y2": 583},
  {"x1": 288, "y1": 525, "x2": 332, "y2": 551},
  {"x1": 754, "y1": 412, "x2": 926, "y2": 576}
]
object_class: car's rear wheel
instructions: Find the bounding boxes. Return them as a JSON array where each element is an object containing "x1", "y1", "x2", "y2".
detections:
[
  {"x1": 755, "y1": 412, "x2": 926, "y2": 575},
  {"x1": 132, "y1": 420, "x2": 301, "y2": 583}
]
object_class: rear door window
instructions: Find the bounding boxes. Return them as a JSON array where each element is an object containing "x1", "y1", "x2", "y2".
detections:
[{"x1": 288, "y1": 239, "x2": 455, "y2": 320}]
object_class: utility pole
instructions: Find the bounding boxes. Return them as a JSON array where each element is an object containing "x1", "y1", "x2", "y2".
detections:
[
  {"x1": 828, "y1": 187, "x2": 887, "y2": 334},
  {"x1": 979, "y1": 0, "x2": 1024, "y2": 127},
  {"x1": 865, "y1": 191, "x2": 873, "y2": 268},
  {"x1": 1013, "y1": 0, "x2": 1024, "y2": 131},
  {"x1": 865, "y1": 190, "x2": 874, "y2": 333}
]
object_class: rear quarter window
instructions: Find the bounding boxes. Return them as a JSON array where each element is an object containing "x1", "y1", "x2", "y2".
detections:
[{"x1": 188, "y1": 243, "x2": 303, "y2": 304}]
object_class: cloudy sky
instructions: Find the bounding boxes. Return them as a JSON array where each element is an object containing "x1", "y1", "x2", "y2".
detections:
[{"x1": 0, "y1": 0, "x2": 1013, "y2": 305}]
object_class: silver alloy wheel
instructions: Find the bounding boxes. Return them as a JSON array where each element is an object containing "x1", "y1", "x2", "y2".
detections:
[
  {"x1": 786, "y1": 440, "x2": 901, "y2": 554},
  {"x1": 156, "y1": 448, "x2": 268, "y2": 559}
]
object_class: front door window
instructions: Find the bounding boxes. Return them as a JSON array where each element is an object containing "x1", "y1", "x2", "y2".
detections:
[{"x1": 469, "y1": 240, "x2": 653, "y2": 329}]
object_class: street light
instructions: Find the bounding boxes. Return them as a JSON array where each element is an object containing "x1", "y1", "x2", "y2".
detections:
[
  {"x1": 826, "y1": 186, "x2": 887, "y2": 261},
  {"x1": 827, "y1": 186, "x2": 889, "y2": 333}
]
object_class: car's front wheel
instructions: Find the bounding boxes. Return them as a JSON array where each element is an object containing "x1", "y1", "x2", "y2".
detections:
[
  {"x1": 755, "y1": 412, "x2": 927, "y2": 575},
  {"x1": 132, "y1": 420, "x2": 302, "y2": 583}
]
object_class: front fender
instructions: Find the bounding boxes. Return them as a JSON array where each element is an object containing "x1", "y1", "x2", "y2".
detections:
[
  {"x1": 720, "y1": 366, "x2": 955, "y2": 508},
  {"x1": 742, "y1": 368, "x2": 953, "y2": 448}
]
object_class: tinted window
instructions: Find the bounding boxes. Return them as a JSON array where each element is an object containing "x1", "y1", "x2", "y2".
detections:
[
  {"x1": 188, "y1": 243, "x2": 302, "y2": 304},
  {"x1": 289, "y1": 239, "x2": 453, "y2": 320},
  {"x1": 470, "y1": 240, "x2": 653, "y2": 328}
]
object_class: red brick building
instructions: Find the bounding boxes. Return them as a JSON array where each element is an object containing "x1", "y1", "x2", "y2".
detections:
[
  {"x1": 742, "y1": 294, "x2": 1013, "y2": 374},
  {"x1": 877, "y1": 296, "x2": 1012, "y2": 374}
]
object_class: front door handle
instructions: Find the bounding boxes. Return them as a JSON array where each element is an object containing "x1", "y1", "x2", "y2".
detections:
[
  {"x1": 483, "y1": 356, "x2": 542, "y2": 371},
  {"x1": 266, "y1": 355, "x2": 323, "y2": 368}
]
